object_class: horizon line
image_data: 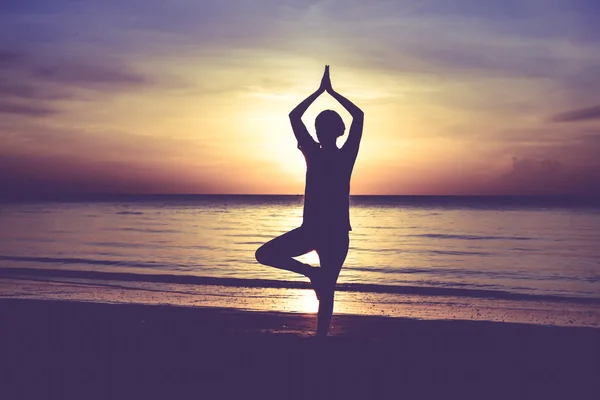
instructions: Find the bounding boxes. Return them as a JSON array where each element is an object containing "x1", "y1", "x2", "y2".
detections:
[{"x1": 3, "y1": 193, "x2": 600, "y2": 199}]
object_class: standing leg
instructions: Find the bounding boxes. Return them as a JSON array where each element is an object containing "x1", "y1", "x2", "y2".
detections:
[
  {"x1": 315, "y1": 232, "x2": 349, "y2": 337},
  {"x1": 255, "y1": 227, "x2": 316, "y2": 278}
]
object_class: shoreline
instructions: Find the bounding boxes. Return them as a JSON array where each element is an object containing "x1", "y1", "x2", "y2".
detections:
[
  {"x1": 2, "y1": 298, "x2": 599, "y2": 399},
  {"x1": 3, "y1": 274, "x2": 600, "y2": 329},
  {"x1": 3, "y1": 266, "x2": 600, "y2": 305}
]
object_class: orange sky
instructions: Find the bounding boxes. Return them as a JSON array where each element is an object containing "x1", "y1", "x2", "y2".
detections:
[{"x1": 1, "y1": 1, "x2": 600, "y2": 197}]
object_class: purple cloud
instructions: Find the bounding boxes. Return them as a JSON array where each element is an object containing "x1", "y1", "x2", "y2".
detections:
[
  {"x1": 0, "y1": 102, "x2": 56, "y2": 117},
  {"x1": 0, "y1": 51, "x2": 22, "y2": 66},
  {"x1": 499, "y1": 157, "x2": 600, "y2": 195},
  {"x1": 550, "y1": 104, "x2": 600, "y2": 123},
  {"x1": 0, "y1": 47, "x2": 153, "y2": 118},
  {"x1": 33, "y1": 63, "x2": 148, "y2": 86},
  {"x1": 0, "y1": 151, "x2": 221, "y2": 199},
  {"x1": 0, "y1": 48, "x2": 149, "y2": 87},
  {"x1": 0, "y1": 79, "x2": 71, "y2": 100}
]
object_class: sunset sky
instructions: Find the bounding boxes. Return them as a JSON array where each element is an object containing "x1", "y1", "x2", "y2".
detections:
[{"x1": 1, "y1": 0, "x2": 600, "y2": 196}]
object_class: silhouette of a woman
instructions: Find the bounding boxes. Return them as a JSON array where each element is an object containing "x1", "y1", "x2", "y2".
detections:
[{"x1": 255, "y1": 66, "x2": 364, "y2": 336}]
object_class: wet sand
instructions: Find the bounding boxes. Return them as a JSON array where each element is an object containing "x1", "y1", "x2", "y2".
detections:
[{"x1": 1, "y1": 298, "x2": 599, "y2": 400}]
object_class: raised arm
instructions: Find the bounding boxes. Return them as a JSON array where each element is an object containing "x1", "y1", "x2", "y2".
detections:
[
  {"x1": 324, "y1": 66, "x2": 363, "y2": 159},
  {"x1": 289, "y1": 67, "x2": 331, "y2": 151},
  {"x1": 289, "y1": 89, "x2": 322, "y2": 150},
  {"x1": 330, "y1": 87, "x2": 364, "y2": 160},
  {"x1": 328, "y1": 89, "x2": 365, "y2": 159}
]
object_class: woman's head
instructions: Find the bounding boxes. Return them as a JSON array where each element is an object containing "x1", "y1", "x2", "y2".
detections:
[{"x1": 315, "y1": 110, "x2": 345, "y2": 145}]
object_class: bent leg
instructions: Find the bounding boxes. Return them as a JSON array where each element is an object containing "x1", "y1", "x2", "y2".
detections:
[
  {"x1": 255, "y1": 227, "x2": 315, "y2": 277},
  {"x1": 315, "y1": 233, "x2": 350, "y2": 336}
]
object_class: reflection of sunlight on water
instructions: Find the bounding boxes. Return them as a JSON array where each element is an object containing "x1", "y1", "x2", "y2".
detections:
[
  {"x1": 287, "y1": 289, "x2": 319, "y2": 314},
  {"x1": 294, "y1": 250, "x2": 320, "y2": 267}
]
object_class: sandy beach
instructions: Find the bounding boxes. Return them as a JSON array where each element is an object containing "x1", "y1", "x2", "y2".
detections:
[{"x1": 2, "y1": 298, "x2": 599, "y2": 400}]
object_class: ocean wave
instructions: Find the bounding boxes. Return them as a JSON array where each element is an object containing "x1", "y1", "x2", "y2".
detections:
[
  {"x1": 1, "y1": 266, "x2": 598, "y2": 306},
  {"x1": 0, "y1": 255, "x2": 181, "y2": 270},
  {"x1": 343, "y1": 266, "x2": 534, "y2": 282},
  {"x1": 429, "y1": 250, "x2": 492, "y2": 256},
  {"x1": 85, "y1": 242, "x2": 149, "y2": 249},
  {"x1": 352, "y1": 248, "x2": 492, "y2": 256},
  {"x1": 410, "y1": 233, "x2": 533, "y2": 241},
  {"x1": 343, "y1": 265, "x2": 593, "y2": 284},
  {"x1": 121, "y1": 228, "x2": 179, "y2": 234}
]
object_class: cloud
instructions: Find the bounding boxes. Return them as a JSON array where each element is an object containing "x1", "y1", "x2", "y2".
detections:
[
  {"x1": 0, "y1": 51, "x2": 22, "y2": 65},
  {"x1": 499, "y1": 157, "x2": 600, "y2": 195},
  {"x1": 0, "y1": 152, "x2": 221, "y2": 199},
  {"x1": 0, "y1": 79, "x2": 71, "y2": 100},
  {"x1": 581, "y1": 133, "x2": 600, "y2": 143},
  {"x1": 0, "y1": 48, "x2": 149, "y2": 87},
  {"x1": 0, "y1": 124, "x2": 204, "y2": 163},
  {"x1": 2, "y1": 1, "x2": 597, "y2": 87},
  {"x1": 503, "y1": 157, "x2": 564, "y2": 181},
  {"x1": 549, "y1": 104, "x2": 600, "y2": 123},
  {"x1": 0, "y1": 102, "x2": 56, "y2": 117},
  {"x1": 33, "y1": 63, "x2": 148, "y2": 86},
  {"x1": 0, "y1": 47, "x2": 153, "y2": 118}
]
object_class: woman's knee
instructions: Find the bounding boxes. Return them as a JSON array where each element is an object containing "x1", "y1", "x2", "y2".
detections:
[{"x1": 255, "y1": 243, "x2": 273, "y2": 265}]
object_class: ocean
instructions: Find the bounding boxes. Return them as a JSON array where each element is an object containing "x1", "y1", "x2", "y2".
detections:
[{"x1": 1, "y1": 195, "x2": 599, "y2": 326}]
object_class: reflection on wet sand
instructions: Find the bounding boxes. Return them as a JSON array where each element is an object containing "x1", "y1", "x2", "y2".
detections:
[{"x1": 3, "y1": 277, "x2": 599, "y2": 328}]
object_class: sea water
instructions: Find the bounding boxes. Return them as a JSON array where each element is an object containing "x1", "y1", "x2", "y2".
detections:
[{"x1": 1, "y1": 195, "x2": 599, "y2": 300}]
